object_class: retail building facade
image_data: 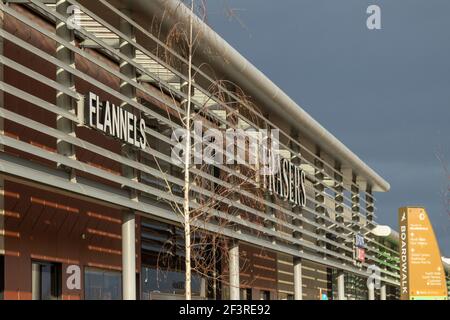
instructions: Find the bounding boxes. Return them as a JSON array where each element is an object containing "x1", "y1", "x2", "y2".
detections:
[{"x1": 0, "y1": 0, "x2": 413, "y2": 300}]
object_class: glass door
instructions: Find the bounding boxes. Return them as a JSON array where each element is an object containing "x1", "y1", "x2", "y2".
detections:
[{"x1": 31, "y1": 261, "x2": 62, "y2": 300}]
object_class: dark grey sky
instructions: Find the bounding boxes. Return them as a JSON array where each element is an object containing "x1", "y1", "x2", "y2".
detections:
[{"x1": 206, "y1": 0, "x2": 450, "y2": 256}]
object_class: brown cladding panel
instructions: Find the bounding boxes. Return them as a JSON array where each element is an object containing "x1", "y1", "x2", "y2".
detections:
[
  {"x1": 240, "y1": 244, "x2": 277, "y2": 296},
  {"x1": 3, "y1": 181, "x2": 137, "y2": 300}
]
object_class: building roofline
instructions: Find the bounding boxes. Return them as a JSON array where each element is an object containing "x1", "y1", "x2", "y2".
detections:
[{"x1": 122, "y1": 0, "x2": 390, "y2": 192}]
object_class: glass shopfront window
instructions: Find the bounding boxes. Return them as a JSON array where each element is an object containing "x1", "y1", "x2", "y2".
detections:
[
  {"x1": 31, "y1": 261, "x2": 62, "y2": 300},
  {"x1": 331, "y1": 270, "x2": 367, "y2": 300},
  {"x1": 84, "y1": 268, "x2": 122, "y2": 300},
  {"x1": 140, "y1": 218, "x2": 211, "y2": 300},
  {"x1": 141, "y1": 267, "x2": 205, "y2": 299}
]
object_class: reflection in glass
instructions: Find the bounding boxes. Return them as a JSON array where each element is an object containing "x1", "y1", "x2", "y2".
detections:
[
  {"x1": 141, "y1": 267, "x2": 204, "y2": 299},
  {"x1": 85, "y1": 268, "x2": 122, "y2": 300}
]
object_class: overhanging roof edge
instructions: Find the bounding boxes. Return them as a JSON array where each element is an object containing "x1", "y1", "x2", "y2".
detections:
[{"x1": 120, "y1": 0, "x2": 390, "y2": 192}]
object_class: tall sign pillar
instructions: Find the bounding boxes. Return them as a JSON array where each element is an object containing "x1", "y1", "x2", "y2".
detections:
[{"x1": 398, "y1": 207, "x2": 448, "y2": 300}]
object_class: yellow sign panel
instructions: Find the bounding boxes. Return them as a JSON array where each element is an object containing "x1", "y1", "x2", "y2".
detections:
[{"x1": 398, "y1": 207, "x2": 448, "y2": 300}]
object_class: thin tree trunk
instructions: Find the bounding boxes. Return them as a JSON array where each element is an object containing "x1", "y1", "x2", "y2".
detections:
[{"x1": 184, "y1": 0, "x2": 194, "y2": 301}]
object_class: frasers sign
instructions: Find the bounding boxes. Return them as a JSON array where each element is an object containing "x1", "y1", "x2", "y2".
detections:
[
  {"x1": 262, "y1": 149, "x2": 306, "y2": 208},
  {"x1": 85, "y1": 92, "x2": 147, "y2": 150}
]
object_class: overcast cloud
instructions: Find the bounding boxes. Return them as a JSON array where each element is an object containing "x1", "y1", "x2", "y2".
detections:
[{"x1": 206, "y1": 0, "x2": 450, "y2": 256}]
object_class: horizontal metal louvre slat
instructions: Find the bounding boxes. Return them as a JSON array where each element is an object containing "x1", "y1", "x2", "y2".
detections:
[{"x1": 0, "y1": 133, "x2": 361, "y2": 265}]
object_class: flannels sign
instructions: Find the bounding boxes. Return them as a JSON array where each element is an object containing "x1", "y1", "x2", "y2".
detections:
[{"x1": 85, "y1": 92, "x2": 147, "y2": 150}]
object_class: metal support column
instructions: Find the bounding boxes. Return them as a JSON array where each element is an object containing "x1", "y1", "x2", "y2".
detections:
[
  {"x1": 380, "y1": 283, "x2": 387, "y2": 300},
  {"x1": 119, "y1": 9, "x2": 137, "y2": 300},
  {"x1": 293, "y1": 257, "x2": 303, "y2": 300},
  {"x1": 229, "y1": 241, "x2": 240, "y2": 300},
  {"x1": 337, "y1": 271, "x2": 345, "y2": 300},
  {"x1": 368, "y1": 281, "x2": 375, "y2": 300},
  {"x1": 291, "y1": 132, "x2": 303, "y2": 300},
  {"x1": 122, "y1": 211, "x2": 136, "y2": 300}
]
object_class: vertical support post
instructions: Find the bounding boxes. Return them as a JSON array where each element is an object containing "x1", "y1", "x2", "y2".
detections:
[
  {"x1": 293, "y1": 257, "x2": 303, "y2": 300},
  {"x1": 368, "y1": 281, "x2": 375, "y2": 300},
  {"x1": 290, "y1": 132, "x2": 303, "y2": 300},
  {"x1": 122, "y1": 211, "x2": 136, "y2": 300},
  {"x1": 337, "y1": 271, "x2": 345, "y2": 300},
  {"x1": 56, "y1": 0, "x2": 76, "y2": 181},
  {"x1": 119, "y1": 9, "x2": 137, "y2": 300},
  {"x1": 31, "y1": 263, "x2": 40, "y2": 300},
  {"x1": 380, "y1": 283, "x2": 386, "y2": 300},
  {"x1": 229, "y1": 241, "x2": 240, "y2": 300}
]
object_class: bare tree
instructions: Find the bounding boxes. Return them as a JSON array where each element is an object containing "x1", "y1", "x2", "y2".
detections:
[{"x1": 140, "y1": 0, "x2": 274, "y2": 300}]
